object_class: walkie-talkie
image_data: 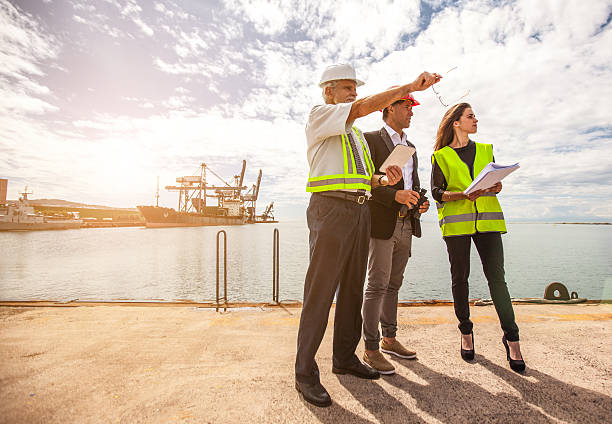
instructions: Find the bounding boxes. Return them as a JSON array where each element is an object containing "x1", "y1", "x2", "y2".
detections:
[{"x1": 411, "y1": 188, "x2": 428, "y2": 219}]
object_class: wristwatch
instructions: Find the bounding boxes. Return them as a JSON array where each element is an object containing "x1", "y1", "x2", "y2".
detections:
[{"x1": 377, "y1": 175, "x2": 385, "y2": 185}]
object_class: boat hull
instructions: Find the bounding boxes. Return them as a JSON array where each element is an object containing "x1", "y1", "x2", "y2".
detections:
[{"x1": 137, "y1": 206, "x2": 246, "y2": 228}]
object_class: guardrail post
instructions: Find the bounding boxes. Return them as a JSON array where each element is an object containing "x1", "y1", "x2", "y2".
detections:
[{"x1": 216, "y1": 230, "x2": 227, "y2": 312}]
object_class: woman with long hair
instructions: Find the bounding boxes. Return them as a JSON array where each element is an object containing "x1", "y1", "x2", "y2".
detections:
[{"x1": 430, "y1": 103, "x2": 525, "y2": 372}]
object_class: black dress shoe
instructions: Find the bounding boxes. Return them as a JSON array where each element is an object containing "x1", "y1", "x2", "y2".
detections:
[
  {"x1": 502, "y1": 336, "x2": 526, "y2": 373},
  {"x1": 295, "y1": 379, "x2": 332, "y2": 407},
  {"x1": 461, "y1": 332, "x2": 475, "y2": 361},
  {"x1": 332, "y1": 361, "x2": 380, "y2": 380}
]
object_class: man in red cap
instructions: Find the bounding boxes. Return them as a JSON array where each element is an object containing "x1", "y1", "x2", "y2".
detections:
[{"x1": 361, "y1": 90, "x2": 430, "y2": 375}]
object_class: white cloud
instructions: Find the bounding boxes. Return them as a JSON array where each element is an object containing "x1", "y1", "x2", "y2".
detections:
[
  {"x1": 106, "y1": 0, "x2": 155, "y2": 37},
  {"x1": 47, "y1": 110, "x2": 307, "y2": 207},
  {"x1": 1, "y1": 0, "x2": 611, "y2": 221},
  {"x1": 222, "y1": 0, "x2": 291, "y2": 35},
  {"x1": 154, "y1": 1, "x2": 193, "y2": 20},
  {"x1": 120, "y1": 1, "x2": 142, "y2": 17},
  {"x1": 162, "y1": 94, "x2": 195, "y2": 109},
  {"x1": 73, "y1": 2, "x2": 96, "y2": 13},
  {"x1": 154, "y1": 57, "x2": 211, "y2": 76},
  {"x1": 0, "y1": 1, "x2": 58, "y2": 116},
  {"x1": 0, "y1": 88, "x2": 58, "y2": 115},
  {"x1": 71, "y1": 7, "x2": 127, "y2": 38},
  {"x1": 133, "y1": 17, "x2": 154, "y2": 36},
  {"x1": 0, "y1": 3, "x2": 58, "y2": 77}
]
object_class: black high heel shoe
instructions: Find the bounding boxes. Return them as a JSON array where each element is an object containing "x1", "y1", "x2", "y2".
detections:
[
  {"x1": 502, "y1": 336, "x2": 525, "y2": 372},
  {"x1": 460, "y1": 332, "x2": 475, "y2": 361}
]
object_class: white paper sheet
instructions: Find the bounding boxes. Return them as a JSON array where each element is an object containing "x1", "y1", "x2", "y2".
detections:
[
  {"x1": 464, "y1": 162, "x2": 520, "y2": 195},
  {"x1": 380, "y1": 145, "x2": 416, "y2": 172}
]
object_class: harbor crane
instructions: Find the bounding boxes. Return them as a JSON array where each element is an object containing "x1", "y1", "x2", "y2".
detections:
[{"x1": 163, "y1": 161, "x2": 263, "y2": 219}]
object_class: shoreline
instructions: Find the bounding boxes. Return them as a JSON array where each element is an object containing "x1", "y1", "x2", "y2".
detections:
[
  {"x1": 554, "y1": 222, "x2": 612, "y2": 225},
  {"x1": 0, "y1": 299, "x2": 609, "y2": 309}
]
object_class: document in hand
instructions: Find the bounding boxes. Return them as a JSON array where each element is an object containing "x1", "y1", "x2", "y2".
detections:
[
  {"x1": 464, "y1": 162, "x2": 520, "y2": 195},
  {"x1": 380, "y1": 145, "x2": 416, "y2": 173}
]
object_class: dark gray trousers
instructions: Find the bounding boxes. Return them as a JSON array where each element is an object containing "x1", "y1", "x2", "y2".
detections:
[
  {"x1": 295, "y1": 193, "x2": 371, "y2": 384},
  {"x1": 362, "y1": 218, "x2": 413, "y2": 350}
]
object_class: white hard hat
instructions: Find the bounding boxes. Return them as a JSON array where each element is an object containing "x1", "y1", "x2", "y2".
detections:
[{"x1": 318, "y1": 63, "x2": 365, "y2": 88}]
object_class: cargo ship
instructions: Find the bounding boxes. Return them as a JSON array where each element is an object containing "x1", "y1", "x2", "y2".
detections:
[
  {"x1": 137, "y1": 161, "x2": 276, "y2": 228},
  {"x1": 0, "y1": 187, "x2": 82, "y2": 231}
]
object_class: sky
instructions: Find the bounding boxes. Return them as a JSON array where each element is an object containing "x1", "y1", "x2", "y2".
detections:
[{"x1": 1, "y1": 0, "x2": 611, "y2": 222}]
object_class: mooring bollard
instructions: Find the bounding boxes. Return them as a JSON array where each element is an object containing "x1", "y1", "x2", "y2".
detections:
[
  {"x1": 272, "y1": 228, "x2": 279, "y2": 304},
  {"x1": 544, "y1": 282, "x2": 570, "y2": 300},
  {"x1": 216, "y1": 230, "x2": 227, "y2": 312}
]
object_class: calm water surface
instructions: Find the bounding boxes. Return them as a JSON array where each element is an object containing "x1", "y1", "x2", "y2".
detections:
[{"x1": 1, "y1": 221, "x2": 610, "y2": 302}]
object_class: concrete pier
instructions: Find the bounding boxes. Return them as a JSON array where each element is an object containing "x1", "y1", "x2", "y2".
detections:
[{"x1": 1, "y1": 303, "x2": 610, "y2": 423}]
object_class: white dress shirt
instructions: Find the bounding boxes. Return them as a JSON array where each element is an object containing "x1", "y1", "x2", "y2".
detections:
[{"x1": 383, "y1": 124, "x2": 413, "y2": 190}]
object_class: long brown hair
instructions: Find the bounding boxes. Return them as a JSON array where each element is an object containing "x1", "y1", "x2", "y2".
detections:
[{"x1": 434, "y1": 103, "x2": 471, "y2": 151}]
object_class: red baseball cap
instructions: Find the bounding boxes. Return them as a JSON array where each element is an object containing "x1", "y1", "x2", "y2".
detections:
[{"x1": 386, "y1": 85, "x2": 420, "y2": 106}]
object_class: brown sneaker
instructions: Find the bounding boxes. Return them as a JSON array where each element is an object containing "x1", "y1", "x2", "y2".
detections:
[
  {"x1": 381, "y1": 339, "x2": 417, "y2": 359},
  {"x1": 363, "y1": 350, "x2": 395, "y2": 375}
]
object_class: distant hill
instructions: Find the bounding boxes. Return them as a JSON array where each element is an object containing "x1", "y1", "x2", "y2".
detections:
[{"x1": 26, "y1": 199, "x2": 138, "y2": 211}]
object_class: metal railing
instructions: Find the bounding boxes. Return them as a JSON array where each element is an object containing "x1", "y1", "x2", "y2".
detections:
[
  {"x1": 272, "y1": 228, "x2": 280, "y2": 304},
  {"x1": 214, "y1": 228, "x2": 284, "y2": 311},
  {"x1": 216, "y1": 230, "x2": 227, "y2": 312}
]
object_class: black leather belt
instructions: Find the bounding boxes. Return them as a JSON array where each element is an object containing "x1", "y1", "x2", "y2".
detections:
[{"x1": 317, "y1": 191, "x2": 368, "y2": 205}]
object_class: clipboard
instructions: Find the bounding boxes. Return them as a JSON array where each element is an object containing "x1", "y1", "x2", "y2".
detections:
[{"x1": 380, "y1": 145, "x2": 415, "y2": 172}]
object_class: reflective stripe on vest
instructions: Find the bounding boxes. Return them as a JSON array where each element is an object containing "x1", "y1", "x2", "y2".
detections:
[
  {"x1": 432, "y1": 143, "x2": 507, "y2": 236},
  {"x1": 306, "y1": 127, "x2": 374, "y2": 192}
]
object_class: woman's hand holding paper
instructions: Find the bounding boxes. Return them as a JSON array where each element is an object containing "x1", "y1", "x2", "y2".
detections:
[
  {"x1": 466, "y1": 189, "x2": 485, "y2": 202},
  {"x1": 487, "y1": 182, "x2": 502, "y2": 193}
]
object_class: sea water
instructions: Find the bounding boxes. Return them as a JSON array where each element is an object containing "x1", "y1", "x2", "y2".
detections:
[{"x1": 1, "y1": 221, "x2": 610, "y2": 302}]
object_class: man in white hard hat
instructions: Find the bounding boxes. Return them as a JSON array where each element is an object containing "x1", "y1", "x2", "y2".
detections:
[{"x1": 295, "y1": 63, "x2": 440, "y2": 407}]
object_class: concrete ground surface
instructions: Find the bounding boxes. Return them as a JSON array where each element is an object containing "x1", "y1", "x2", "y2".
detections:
[{"x1": 1, "y1": 303, "x2": 611, "y2": 424}]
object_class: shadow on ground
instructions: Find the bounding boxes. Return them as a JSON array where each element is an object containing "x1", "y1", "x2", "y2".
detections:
[{"x1": 306, "y1": 357, "x2": 611, "y2": 423}]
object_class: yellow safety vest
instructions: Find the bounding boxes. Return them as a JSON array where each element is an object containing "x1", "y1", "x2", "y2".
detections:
[
  {"x1": 432, "y1": 143, "x2": 507, "y2": 237},
  {"x1": 306, "y1": 127, "x2": 374, "y2": 192}
]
